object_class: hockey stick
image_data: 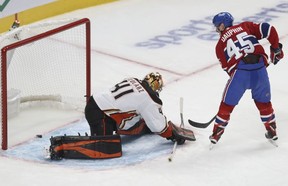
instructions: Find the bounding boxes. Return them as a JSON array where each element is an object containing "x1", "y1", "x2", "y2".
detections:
[
  {"x1": 180, "y1": 97, "x2": 184, "y2": 128},
  {"x1": 168, "y1": 141, "x2": 177, "y2": 162},
  {"x1": 188, "y1": 115, "x2": 216, "y2": 128},
  {"x1": 168, "y1": 97, "x2": 184, "y2": 162}
]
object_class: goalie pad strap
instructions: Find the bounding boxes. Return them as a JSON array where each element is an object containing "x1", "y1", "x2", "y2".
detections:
[{"x1": 49, "y1": 134, "x2": 122, "y2": 160}]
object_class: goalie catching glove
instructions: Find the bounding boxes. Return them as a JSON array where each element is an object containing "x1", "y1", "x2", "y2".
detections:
[
  {"x1": 270, "y1": 43, "x2": 284, "y2": 65},
  {"x1": 166, "y1": 121, "x2": 196, "y2": 145}
]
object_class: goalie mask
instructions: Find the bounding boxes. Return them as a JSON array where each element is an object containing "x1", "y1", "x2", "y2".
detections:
[{"x1": 143, "y1": 72, "x2": 163, "y2": 93}]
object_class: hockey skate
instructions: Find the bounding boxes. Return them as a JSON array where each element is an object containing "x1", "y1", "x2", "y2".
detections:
[
  {"x1": 265, "y1": 131, "x2": 278, "y2": 141},
  {"x1": 209, "y1": 125, "x2": 225, "y2": 143},
  {"x1": 265, "y1": 133, "x2": 278, "y2": 147},
  {"x1": 209, "y1": 128, "x2": 224, "y2": 150},
  {"x1": 209, "y1": 134, "x2": 221, "y2": 150},
  {"x1": 264, "y1": 122, "x2": 278, "y2": 147}
]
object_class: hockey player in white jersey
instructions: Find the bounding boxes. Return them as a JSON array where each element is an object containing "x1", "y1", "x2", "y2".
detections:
[
  {"x1": 48, "y1": 72, "x2": 195, "y2": 160},
  {"x1": 85, "y1": 72, "x2": 194, "y2": 145}
]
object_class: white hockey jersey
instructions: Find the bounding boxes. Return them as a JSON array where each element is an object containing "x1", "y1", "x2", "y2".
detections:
[{"x1": 93, "y1": 78, "x2": 168, "y2": 134}]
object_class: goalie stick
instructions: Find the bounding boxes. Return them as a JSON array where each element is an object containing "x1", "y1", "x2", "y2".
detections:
[
  {"x1": 188, "y1": 115, "x2": 216, "y2": 128},
  {"x1": 180, "y1": 97, "x2": 184, "y2": 128},
  {"x1": 168, "y1": 97, "x2": 184, "y2": 162}
]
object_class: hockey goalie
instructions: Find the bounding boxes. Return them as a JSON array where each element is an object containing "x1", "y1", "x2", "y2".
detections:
[{"x1": 49, "y1": 72, "x2": 195, "y2": 160}]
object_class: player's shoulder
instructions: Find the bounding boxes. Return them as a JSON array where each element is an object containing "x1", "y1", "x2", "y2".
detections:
[
  {"x1": 141, "y1": 80, "x2": 163, "y2": 105},
  {"x1": 238, "y1": 21, "x2": 259, "y2": 28}
]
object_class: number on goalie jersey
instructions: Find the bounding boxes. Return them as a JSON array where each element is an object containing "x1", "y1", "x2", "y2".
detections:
[{"x1": 85, "y1": 72, "x2": 191, "y2": 145}]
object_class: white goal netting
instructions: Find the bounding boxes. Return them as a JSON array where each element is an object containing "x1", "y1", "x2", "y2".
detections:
[{"x1": 0, "y1": 18, "x2": 91, "y2": 149}]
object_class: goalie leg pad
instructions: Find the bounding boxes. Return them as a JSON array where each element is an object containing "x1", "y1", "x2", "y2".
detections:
[{"x1": 49, "y1": 134, "x2": 122, "y2": 160}]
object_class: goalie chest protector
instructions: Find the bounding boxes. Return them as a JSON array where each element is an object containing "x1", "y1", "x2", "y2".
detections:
[{"x1": 49, "y1": 134, "x2": 122, "y2": 160}]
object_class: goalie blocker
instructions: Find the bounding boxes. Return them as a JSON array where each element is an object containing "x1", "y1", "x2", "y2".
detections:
[
  {"x1": 49, "y1": 134, "x2": 122, "y2": 160},
  {"x1": 167, "y1": 121, "x2": 196, "y2": 144}
]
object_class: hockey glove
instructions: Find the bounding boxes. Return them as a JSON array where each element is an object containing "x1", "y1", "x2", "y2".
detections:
[
  {"x1": 174, "y1": 135, "x2": 185, "y2": 145},
  {"x1": 270, "y1": 43, "x2": 284, "y2": 65},
  {"x1": 166, "y1": 121, "x2": 186, "y2": 145},
  {"x1": 166, "y1": 133, "x2": 185, "y2": 145}
]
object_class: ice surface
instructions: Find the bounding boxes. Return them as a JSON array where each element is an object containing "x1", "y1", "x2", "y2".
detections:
[{"x1": 1, "y1": 0, "x2": 288, "y2": 186}]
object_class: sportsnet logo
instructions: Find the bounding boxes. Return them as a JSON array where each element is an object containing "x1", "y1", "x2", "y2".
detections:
[{"x1": 135, "y1": 2, "x2": 288, "y2": 49}]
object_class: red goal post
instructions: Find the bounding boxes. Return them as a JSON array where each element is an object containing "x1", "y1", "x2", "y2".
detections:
[{"x1": 0, "y1": 18, "x2": 91, "y2": 150}]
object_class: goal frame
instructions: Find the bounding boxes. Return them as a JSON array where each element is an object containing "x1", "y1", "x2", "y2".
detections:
[{"x1": 1, "y1": 18, "x2": 91, "y2": 150}]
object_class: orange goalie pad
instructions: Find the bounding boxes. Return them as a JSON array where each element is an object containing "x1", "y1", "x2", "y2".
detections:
[{"x1": 49, "y1": 134, "x2": 122, "y2": 160}]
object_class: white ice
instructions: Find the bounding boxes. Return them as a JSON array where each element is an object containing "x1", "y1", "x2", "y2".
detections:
[{"x1": 1, "y1": 0, "x2": 288, "y2": 185}]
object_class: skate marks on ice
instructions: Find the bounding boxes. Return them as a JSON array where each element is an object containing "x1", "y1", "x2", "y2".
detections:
[{"x1": 0, "y1": 119, "x2": 174, "y2": 171}]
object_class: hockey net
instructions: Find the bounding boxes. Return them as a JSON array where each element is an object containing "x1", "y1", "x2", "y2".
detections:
[{"x1": 0, "y1": 18, "x2": 91, "y2": 150}]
